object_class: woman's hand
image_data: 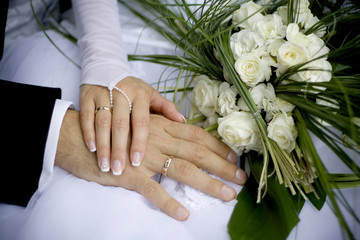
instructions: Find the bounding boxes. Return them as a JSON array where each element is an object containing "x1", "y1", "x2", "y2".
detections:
[
  {"x1": 57, "y1": 111, "x2": 247, "y2": 221},
  {"x1": 79, "y1": 77, "x2": 185, "y2": 175}
]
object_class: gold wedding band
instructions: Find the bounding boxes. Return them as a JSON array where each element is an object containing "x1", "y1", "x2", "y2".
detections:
[
  {"x1": 161, "y1": 156, "x2": 174, "y2": 176},
  {"x1": 95, "y1": 106, "x2": 112, "y2": 114}
]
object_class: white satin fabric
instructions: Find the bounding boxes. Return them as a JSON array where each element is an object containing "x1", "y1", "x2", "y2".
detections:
[
  {"x1": 0, "y1": 4, "x2": 359, "y2": 240},
  {"x1": 73, "y1": 0, "x2": 133, "y2": 89}
]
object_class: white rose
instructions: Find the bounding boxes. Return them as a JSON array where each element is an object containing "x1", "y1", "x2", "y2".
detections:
[
  {"x1": 193, "y1": 75, "x2": 221, "y2": 117},
  {"x1": 286, "y1": 24, "x2": 329, "y2": 60},
  {"x1": 307, "y1": 33, "x2": 330, "y2": 59},
  {"x1": 216, "y1": 82, "x2": 239, "y2": 116},
  {"x1": 277, "y1": 0, "x2": 311, "y2": 27},
  {"x1": 218, "y1": 111, "x2": 262, "y2": 152},
  {"x1": 297, "y1": 59, "x2": 332, "y2": 83},
  {"x1": 267, "y1": 112, "x2": 297, "y2": 153},
  {"x1": 264, "y1": 97, "x2": 296, "y2": 121},
  {"x1": 232, "y1": 1, "x2": 265, "y2": 29},
  {"x1": 249, "y1": 83, "x2": 267, "y2": 110},
  {"x1": 235, "y1": 53, "x2": 272, "y2": 87},
  {"x1": 238, "y1": 83, "x2": 275, "y2": 111},
  {"x1": 267, "y1": 38, "x2": 286, "y2": 57},
  {"x1": 305, "y1": 14, "x2": 326, "y2": 37},
  {"x1": 286, "y1": 23, "x2": 312, "y2": 47},
  {"x1": 253, "y1": 13, "x2": 286, "y2": 41},
  {"x1": 251, "y1": 48, "x2": 276, "y2": 68},
  {"x1": 230, "y1": 29, "x2": 265, "y2": 59},
  {"x1": 277, "y1": 41, "x2": 309, "y2": 74}
]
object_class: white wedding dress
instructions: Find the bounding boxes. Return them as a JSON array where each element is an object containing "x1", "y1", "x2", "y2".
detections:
[{"x1": 0, "y1": 4, "x2": 359, "y2": 240}]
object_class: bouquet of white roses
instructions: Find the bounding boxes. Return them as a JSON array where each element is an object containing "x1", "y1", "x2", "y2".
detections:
[
  {"x1": 39, "y1": 0, "x2": 360, "y2": 239},
  {"x1": 191, "y1": 0, "x2": 334, "y2": 201},
  {"x1": 119, "y1": 0, "x2": 360, "y2": 238}
]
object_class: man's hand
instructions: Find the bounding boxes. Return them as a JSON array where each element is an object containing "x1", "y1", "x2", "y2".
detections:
[{"x1": 56, "y1": 110, "x2": 247, "y2": 221}]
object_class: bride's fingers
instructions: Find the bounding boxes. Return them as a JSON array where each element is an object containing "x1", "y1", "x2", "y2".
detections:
[
  {"x1": 150, "y1": 91, "x2": 185, "y2": 123},
  {"x1": 95, "y1": 104, "x2": 112, "y2": 172},
  {"x1": 129, "y1": 91, "x2": 150, "y2": 167},
  {"x1": 127, "y1": 172, "x2": 189, "y2": 221},
  {"x1": 165, "y1": 157, "x2": 237, "y2": 201},
  {"x1": 111, "y1": 97, "x2": 131, "y2": 175}
]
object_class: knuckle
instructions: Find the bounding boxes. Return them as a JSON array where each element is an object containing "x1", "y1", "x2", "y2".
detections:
[
  {"x1": 141, "y1": 181, "x2": 160, "y2": 197},
  {"x1": 80, "y1": 110, "x2": 93, "y2": 122},
  {"x1": 191, "y1": 126, "x2": 206, "y2": 142},
  {"x1": 193, "y1": 144, "x2": 207, "y2": 160},
  {"x1": 136, "y1": 87, "x2": 148, "y2": 97},
  {"x1": 96, "y1": 117, "x2": 111, "y2": 128},
  {"x1": 112, "y1": 118, "x2": 129, "y2": 130},
  {"x1": 148, "y1": 132, "x2": 165, "y2": 146},
  {"x1": 177, "y1": 162, "x2": 194, "y2": 178},
  {"x1": 134, "y1": 118, "x2": 149, "y2": 128},
  {"x1": 149, "y1": 115, "x2": 166, "y2": 131}
]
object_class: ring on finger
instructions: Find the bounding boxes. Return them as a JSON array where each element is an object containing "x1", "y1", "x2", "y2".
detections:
[
  {"x1": 95, "y1": 106, "x2": 113, "y2": 114},
  {"x1": 161, "y1": 156, "x2": 174, "y2": 176}
]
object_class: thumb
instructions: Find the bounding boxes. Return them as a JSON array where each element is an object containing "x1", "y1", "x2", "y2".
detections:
[{"x1": 150, "y1": 91, "x2": 185, "y2": 123}]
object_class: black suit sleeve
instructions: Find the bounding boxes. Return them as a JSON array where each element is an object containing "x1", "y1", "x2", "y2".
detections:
[
  {"x1": 0, "y1": 79, "x2": 61, "y2": 206},
  {"x1": 0, "y1": 0, "x2": 9, "y2": 60}
]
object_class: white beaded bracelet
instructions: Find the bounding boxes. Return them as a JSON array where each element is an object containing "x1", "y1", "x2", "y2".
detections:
[{"x1": 109, "y1": 87, "x2": 132, "y2": 114}]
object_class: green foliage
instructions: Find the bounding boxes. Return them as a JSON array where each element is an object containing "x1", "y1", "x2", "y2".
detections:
[{"x1": 228, "y1": 152, "x2": 305, "y2": 240}]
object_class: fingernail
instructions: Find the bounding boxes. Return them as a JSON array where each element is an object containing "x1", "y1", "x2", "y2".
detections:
[
  {"x1": 132, "y1": 152, "x2": 142, "y2": 167},
  {"x1": 88, "y1": 141, "x2": 96, "y2": 152},
  {"x1": 236, "y1": 169, "x2": 247, "y2": 184},
  {"x1": 221, "y1": 185, "x2": 236, "y2": 200},
  {"x1": 227, "y1": 150, "x2": 238, "y2": 164},
  {"x1": 180, "y1": 113, "x2": 186, "y2": 123},
  {"x1": 99, "y1": 158, "x2": 110, "y2": 172},
  {"x1": 112, "y1": 160, "x2": 123, "y2": 175},
  {"x1": 174, "y1": 207, "x2": 189, "y2": 221}
]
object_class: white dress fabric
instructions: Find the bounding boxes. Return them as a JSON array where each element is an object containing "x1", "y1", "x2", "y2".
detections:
[{"x1": 0, "y1": 4, "x2": 359, "y2": 240}]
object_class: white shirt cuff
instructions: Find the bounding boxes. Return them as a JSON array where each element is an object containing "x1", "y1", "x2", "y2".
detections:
[{"x1": 37, "y1": 99, "x2": 74, "y2": 193}]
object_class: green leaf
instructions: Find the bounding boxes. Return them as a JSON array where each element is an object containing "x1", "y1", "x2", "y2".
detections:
[{"x1": 228, "y1": 155, "x2": 304, "y2": 240}]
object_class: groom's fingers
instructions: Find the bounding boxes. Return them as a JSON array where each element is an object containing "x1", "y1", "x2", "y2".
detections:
[
  {"x1": 158, "y1": 115, "x2": 239, "y2": 164},
  {"x1": 125, "y1": 173, "x2": 190, "y2": 221},
  {"x1": 165, "y1": 139, "x2": 247, "y2": 185},
  {"x1": 165, "y1": 157, "x2": 237, "y2": 201},
  {"x1": 150, "y1": 115, "x2": 247, "y2": 186}
]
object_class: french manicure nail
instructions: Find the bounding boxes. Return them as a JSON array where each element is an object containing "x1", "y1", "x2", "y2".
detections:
[
  {"x1": 132, "y1": 152, "x2": 142, "y2": 167},
  {"x1": 174, "y1": 207, "x2": 189, "y2": 220},
  {"x1": 221, "y1": 185, "x2": 236, "y2": 200},
  {"x1": 227, "y1": 150, "x2": 238, "y2": 164},
  {"x1": 180, "y1": 113, "x2": 186, "y2": 123},
  {"x1": 99, "y1": 158, "x2": 110, "y2": 172},
  {"x1": 88, "y1": 141, "x2": 96, "y2": 152},
  {"x1": 112, "y1": 160, "x2": 123, "y2": 175}
]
